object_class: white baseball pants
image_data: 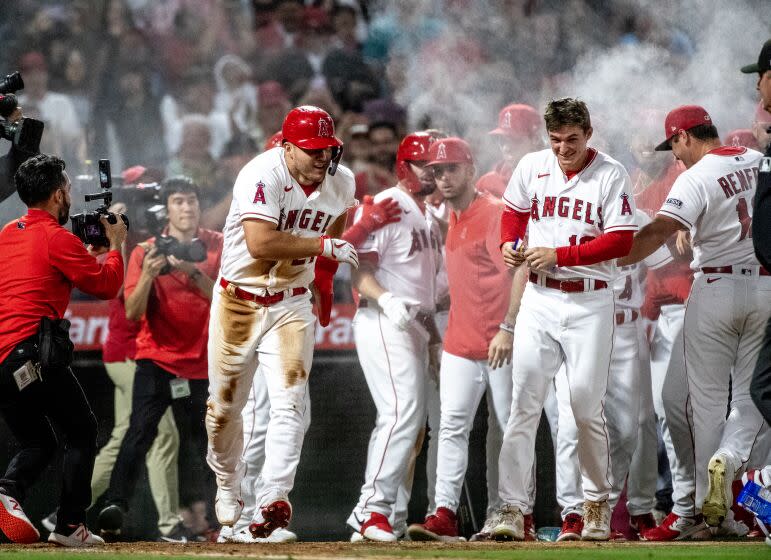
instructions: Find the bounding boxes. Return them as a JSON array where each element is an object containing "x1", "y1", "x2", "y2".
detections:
[
  {"x1": 498, "y1": 283, "x2": 614, "y2": 510},
  {"x1": 433, "y1": 352, "x2": 513, "y2": 513},
  {"x1": 650, "y1": 304, "x2": 696, "y2": 516},
  {"x1": 350, "y1": 306, "x2": 429, "y2": 521},
  {"x1": 684, "y1": 273, "x2": 771, "y2": 510},
  {"x1": 207, "y1": 286, "x2": 315, "y2": 508},
  {"x1": 232, "y1": 366, "x2": 312, "y2": 533}
]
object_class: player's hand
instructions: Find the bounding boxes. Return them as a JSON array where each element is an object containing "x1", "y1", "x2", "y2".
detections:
[
  {"x1": 502, "y1": 241, "x2": 527, "y2": 268},
  {"x1": 525, "y1": 246, "x2": 557, "y2": 272},
  {"x1": 168, "y1": 255, "x2": 199, "y2": 277},
  {"x1": 142, "y1": 247, "x2": 167, "y2": 278},
  {"x1": 377, "y1": 292, "x2": 416, "y2": 330},
  {"x1": 488, "y1": 329, "x2": 514, "y2": 369},
  {"x1": 358, "y1": 195, "x2": 402, "y2": 232},
  {"x1": 320, "y1": 236, "x2": 359, "y2": 268},
  {"x1": 101, "y1": 214, "x2": 128, "y2": 250}
]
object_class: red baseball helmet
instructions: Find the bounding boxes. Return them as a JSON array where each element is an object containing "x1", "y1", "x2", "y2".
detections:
[
  {"x1": 489, "y1": 103, "x2": 541, "y2": 138},
  {"x1": 396, "y1": 132, "x2": 434, "y2": 194},
  {"x1": 263, "y1": 131, "x2": 283, "y2": 152},
  {"x1": 426, "y1": 137, "x2": 474, "y2": 166},
  {"x1": 282, "y1": 106, "x2": 342, "y2": 150}
]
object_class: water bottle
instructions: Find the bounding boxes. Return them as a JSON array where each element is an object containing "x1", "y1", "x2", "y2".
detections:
[
  {"x1": 737, "y1": 480, "x2": 771, "y2": 524},
  {"x1": 536, "y1": 526, "x2": 561, "y2": 542}
]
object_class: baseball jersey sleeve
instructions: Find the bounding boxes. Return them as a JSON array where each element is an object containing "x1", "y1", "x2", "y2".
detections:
[
  {"x1": 657, "y1": 173, "x2": 704, "y2": 230},
  {"x1": 502, "y1": 155, "x2": 532, "y2": 213},
  {"x1": 601, "y1": 166, "x2": 638, "y2": 233},
  {"x1": 233, "y1": 168, "x2": 283, "y2": 225}
]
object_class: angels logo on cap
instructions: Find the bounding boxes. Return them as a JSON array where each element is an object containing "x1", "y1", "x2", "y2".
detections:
[
  {"x1": 503, "y1": 111, "x2": 512, "y2": 129},
  {"x1": 436, "y1": 142, "x2": 447, "y2": 160},
  {"x1": 318, "y1": 118, "x2": 331, "y2": 137}
]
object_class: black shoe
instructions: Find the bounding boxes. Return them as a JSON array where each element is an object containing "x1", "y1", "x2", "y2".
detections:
[
  {"x1": 97, "y1": 504, "x2": 124, "y2": 533},
  {"x1": 158, "y1": 521, "x2": 205, "y2": 543}
]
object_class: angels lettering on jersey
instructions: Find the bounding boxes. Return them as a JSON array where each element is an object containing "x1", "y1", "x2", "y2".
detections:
[{"x1": 528, "y1": 192, "x2": 633, "y2": 227}]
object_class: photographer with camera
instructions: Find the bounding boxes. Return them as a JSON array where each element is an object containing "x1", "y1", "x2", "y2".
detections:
[
  {"x1": 97, "y1": 176, "x2": 222, "y2": 541},
  {"x1": 0, "y1": 154, "x2": 126, "y2": 546}
]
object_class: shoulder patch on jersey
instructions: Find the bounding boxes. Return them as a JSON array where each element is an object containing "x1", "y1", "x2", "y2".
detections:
[
  {"x1": 253, "y1": 181, "x2": 266, "y2": 204},
  {"x1": 664, "y1": 197, "x2": 683, "y2": 209},
  {"x1": 620, "y1": 192, "x2": 633, "y2": 215}
]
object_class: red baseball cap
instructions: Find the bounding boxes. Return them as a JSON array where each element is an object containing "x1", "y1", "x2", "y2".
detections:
[
  {"x1": 489, "y1": 104, "x2": 541, "y2": 138},
  {"x1": 426, "y1": 137, "x2": 474, "y2": 166},
  {"x1": 655, "y1": 105, "x2": 713, "y2": 151}
]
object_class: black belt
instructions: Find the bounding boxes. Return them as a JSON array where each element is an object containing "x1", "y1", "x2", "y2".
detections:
[{"x1": 701, "y1": 266, "x2": 769, "y2": 276}]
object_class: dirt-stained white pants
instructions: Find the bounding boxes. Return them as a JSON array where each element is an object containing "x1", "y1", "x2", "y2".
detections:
[{"x1": 206, "y1": 285, "x2": 315, "y2": 510}]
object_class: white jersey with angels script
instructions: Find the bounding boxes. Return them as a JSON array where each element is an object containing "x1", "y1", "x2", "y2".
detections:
[
  {"x1": 356, "y1": 186, "x2": 443, "y2": 312},
  {"x1": 658, "y1": 146, "x2": 762, "y2": 270},
  {"x1": 614, "y1": 210, "x2": 672, "y2": 311},
  {"x1": 503, "y1": 148, "x2": 638, "y2": 282},
  {"x1": 219, "y1": 147, "x2": 357, "y2": 294}
]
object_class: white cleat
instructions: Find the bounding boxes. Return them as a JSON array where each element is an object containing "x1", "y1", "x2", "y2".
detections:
[
  {"x1": 48, "y1": 523, "x2": 104, "y2": 547},
  {"x1": 581, "y1": 500, "x2": 610, "y2": 541},
  {"x1": 703, "y1": 453, "x2": 733, "y2": 527},
  {"x1": 215, "y1": 487, "x2": 244, "y2": 527},
  {"x1": 491, "y1": 504, "x2": 524, "y2": 541}
]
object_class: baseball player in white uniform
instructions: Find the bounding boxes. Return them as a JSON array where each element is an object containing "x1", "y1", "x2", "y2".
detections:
[
  {"x1": 621, "y1": 105, "x2": 770, "y2": 534},
  {"x1": 347, "y1": 132, "x2": 443, "y2": 542},
  {"x1": 551, "y1": 209, "x2": 671, "y2": 540},
  {"x1": 206, "y1": 106, "x2": 358, "y2": 539},
  {"x1": 488, "y1": 98, "x2": 638, "y2": 541}
]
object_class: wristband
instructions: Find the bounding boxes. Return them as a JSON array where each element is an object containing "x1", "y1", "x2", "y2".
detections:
[{"x1": 499, "y1": 321, "x2": 515, "y2": 335}]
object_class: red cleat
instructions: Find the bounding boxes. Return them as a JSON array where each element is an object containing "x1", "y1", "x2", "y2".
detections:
[
  {"x1": 523, "y1": 514, "x2": 535, "y2": 541},
  {"x1": 556, "y1": 513, "x2": 583, "y2": 542},
  {"x1": 249, "y1": 500, "x2": 291, "y2": 539},
  {"x1": 407, "y1": 507, "x2": 463, "y2": 542},
  {"x1": 629, "y1": 513, "x2": 657, "y2": 539},
  {"x1": 641, "y1": 512, "x2": 711, "y2": 541}
]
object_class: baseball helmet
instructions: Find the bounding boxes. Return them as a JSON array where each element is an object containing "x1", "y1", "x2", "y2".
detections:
[
  {"x1": 426, "y1": 137, "x2": 474, "y2": 166},
  {"x1": 282, "y1": 106, "x2": 342, "y2": 150},
  {"x1": 263, "y1": 130, "x2": 283, "y2": 152},
  {"x1": 489, "y1": 103, "x2": 541, "y2": 138},
  {"x1": 396, "y1": 132, "x2": 435, "y2": 194}
]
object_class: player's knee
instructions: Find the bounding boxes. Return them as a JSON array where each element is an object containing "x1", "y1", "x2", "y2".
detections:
[{"x1": 439, "y1": 411, "x2": 469, "y2": 438}]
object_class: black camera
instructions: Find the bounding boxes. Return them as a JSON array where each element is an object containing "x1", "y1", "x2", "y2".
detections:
[
  {"x1": 0, "y1": 71, "x2": 44, "y2": 154},
  {"x1": 70, "y1": 159, "x2": 130, "y2": 246},
  {"x1": 154, "y1": 236, "x2": 207, "y2": 275}
]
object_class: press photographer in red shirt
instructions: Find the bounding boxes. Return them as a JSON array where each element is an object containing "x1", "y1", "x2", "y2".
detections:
[{"x1": 0, "y1": 154, "x2": 126, "y2": 546}]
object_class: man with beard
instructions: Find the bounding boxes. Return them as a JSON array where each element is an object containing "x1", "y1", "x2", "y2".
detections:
[
  {"x1": 347, "y1": 132, "x2": 443, "y2": 542},
  {"x1": 0, "y1": 154, "x2": 126, "y2": 546},
  {"x1": 354, "y1": 121, "x2": 399, "y2": 199}
]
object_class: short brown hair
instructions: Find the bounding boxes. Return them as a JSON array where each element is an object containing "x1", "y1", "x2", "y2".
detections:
[{"x1": 544, "y1": 98, "x2": 592, "y2": 133}]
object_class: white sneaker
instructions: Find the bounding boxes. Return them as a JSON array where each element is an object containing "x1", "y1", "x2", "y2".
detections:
[
  {"x1": 581, "y1": 500, "x2": 610, "y2": 540},
  {"x1": 350, "y1": 531, "x2": 364, "y2": 542},
  {"x1": 491, "y1": 504, "x2": 524, "y2": 541},
  {"x1": 217, "y1": 525, "x2": 233, "y2": 543},
  {"x1": 0, "y1": 493, "x2": 39, "y2": 544},
  {"x1": 215, "y1": 487, "x2": 244, "y2": 527},
  {"x1": 703, "y1": 452, "x2": 733, "y2": 527},
  {"x1": 48, "y1": 523, "x2": 104, "y2": 547},
  {"x1": 361, "y1": 512, "x2": 397, "y2": 542}
]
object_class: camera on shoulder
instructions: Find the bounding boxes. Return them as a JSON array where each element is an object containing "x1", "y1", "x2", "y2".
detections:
[
  {"x1": 0, "y1": 71, "x2": 44, "y2": 155},
  {"x1": 70, "y1": 159, "x2": 130, "y2": 246}
]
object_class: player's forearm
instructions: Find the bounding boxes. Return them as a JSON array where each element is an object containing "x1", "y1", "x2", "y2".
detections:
[
  {"x1": 245, "y1": 228, "x2": 323, "y2": 260},
  {"x1": 502, "y1": 264, "x2": 528, "y2": 326},
  {"x1": 352, "y1": 265, "x2": 386, "y2": 301},
  {"x1": 326, "y1": 213, "x2": 347, "y2": 239},
  {"x1": 618, "y1": 218, "x2": 682, "y2": 266}
]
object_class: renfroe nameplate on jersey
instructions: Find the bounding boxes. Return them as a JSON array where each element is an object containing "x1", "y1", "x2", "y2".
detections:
[{"x1": 170, "y1": 378, "x2": 191, "y2": 399}]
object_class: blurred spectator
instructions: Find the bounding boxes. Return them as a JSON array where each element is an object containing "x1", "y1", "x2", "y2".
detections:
[
  {"x1": 363, "y1": 98, "x2": 407, "y2": 136},
  {"x1": 214, "y1": 54, "x2": 258, "y2": 137},
  {"x1": 331, "y1": 2, "x2": 362, "y2": 52},
  {"x1": 362, "y1": 2, "x2": 444, "y2": 64},
  {"x1": 166, "y1": 114, "x2": 218, "y2": 196},
  {"x1": 323, "y1": 48, "x2": 380, "y2": 112},
  {"x1": 301, "y1": 6, "x2": 335, "y2": 88},
  {"x1": 201, "y1": 134, "x2": 260, "y2": 231},
  {"x1": 298, "y1": 85, "x2": 342, "y2": 122},
  {"x1": 354, "y1": 121, "x2": 398, "y2": 199},
  {"x1": 94, "y1": 64, "x2": 167, "y2": 171},
  {"x1": 264, "y1": 48, "x2": 315, "y2": 102},
  {"x1": 339, "y1": 120, "x2": 371, "y2": 175},
  {"x1": 256, "y1": 81, "x2": 292, "y2": 147},
  {"x1": 16, "y1": 51, "x2": 85, "y2": 171},
  {"x1": 160, "y1": 67, "x2": 231, "y2": 159},
  {"x1": 61, "y1": 48, "x2": 91, "y2": 128},
  {"x1": 273, "y1": 0, "x2": 305, "y2": 48}
]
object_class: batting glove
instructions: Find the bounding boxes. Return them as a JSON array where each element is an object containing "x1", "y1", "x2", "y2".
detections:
[
  {"x1": 377, "y1": 292, "x2": 416, "y2": 330},
  {"x1": 319, "y1": 236, "x2": 359, "y2": 268}
]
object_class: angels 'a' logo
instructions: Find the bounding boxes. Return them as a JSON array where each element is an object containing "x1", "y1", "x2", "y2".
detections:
[
  {"x1": 253, "y1": 181, "x2": 266, "y2": 204},
  {"x1": 436, "y1": 142, "x2": 447, "y2": 160},
  {"x1": 620, "y1": 192, "x2": 632, "y2": 215},
  {"x1": 503, "y1": 111, "x2": 512, "y2": 129},
  {"x1": 530, "y1": 195, "x2": 541, "y2": 221},
  {"x1": 670, "y1": 125, "x2": 678, "y2": 132},
  {"x1": 318, "y1": 118, "x2": 331, "y2": 137}
]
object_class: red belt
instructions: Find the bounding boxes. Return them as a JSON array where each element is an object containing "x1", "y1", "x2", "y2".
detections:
[
  {"x1": 529, "y1": 272, "x2": 607, "y2": 293},
  {"x1": 615, "y1": 310, "x2": 639, "y2": 325},
  {"x1": 701, "y1": 266, "x2": 770, "y2": 276},
  {"x1": 219, "y1": 278, "x2": 307, "y2": 305}
]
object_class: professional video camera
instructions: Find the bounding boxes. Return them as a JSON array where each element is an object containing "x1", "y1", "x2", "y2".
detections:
[
  {"x1": 0, "y1": 71, "x2": 44, "y2": 154},
  {"x1": 70, "y1": 159, "x2": 130, "y2": 246}
]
